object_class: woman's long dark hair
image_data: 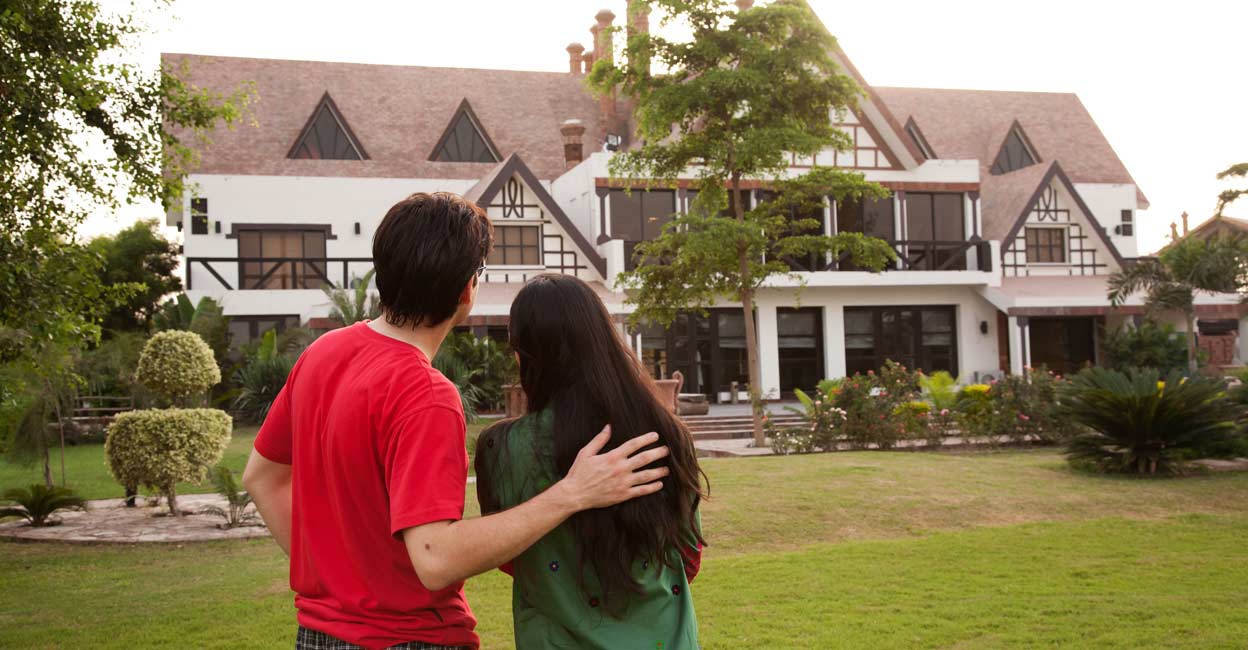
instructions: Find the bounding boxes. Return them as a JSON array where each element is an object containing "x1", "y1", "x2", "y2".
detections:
[{"x1": 477, "y1": 274, "x2": 707, "y2": 613}]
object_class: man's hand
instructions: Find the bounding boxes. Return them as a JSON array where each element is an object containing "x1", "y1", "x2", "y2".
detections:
[{"x1": 549, "y1": 426, "x2": 670, "y2": 513}]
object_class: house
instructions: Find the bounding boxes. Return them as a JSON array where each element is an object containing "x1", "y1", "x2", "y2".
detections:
[{"x1": 165, "y1": 3, "x2": 1246, "y2": 401}]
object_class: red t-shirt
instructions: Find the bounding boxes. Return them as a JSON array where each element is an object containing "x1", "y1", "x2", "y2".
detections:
[{"x1": 255, "y1": 321, "x2": 477, "y2": 650}]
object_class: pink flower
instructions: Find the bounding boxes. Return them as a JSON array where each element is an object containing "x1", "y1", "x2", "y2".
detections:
[
  {"x1": 940, "y1": 408, "x2": 950, "y2": 416},
  {"x1": 1018, "y1": 413, "x2": 1031, "y2": 421},
  {"x1": 879, "y1": 414, "x2": 886, "y2": 420},
  {"x1": 762, "y1": 414, "x2": 769, "y2": 422},
  {"x1": 867, "y1": 370, "x2": 875, "y2": 376},
  {"x1": 814, "y1": 400, "x2": 822, "y2": 406}
]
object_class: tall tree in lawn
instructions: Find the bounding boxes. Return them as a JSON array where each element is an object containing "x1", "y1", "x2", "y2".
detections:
[
  {"x1": 588, "y1": 0, "x2": 896, "y2": 445},
  {"x1": 0, "y1": 0, "x2": 252, "y2": 366},
  {"x1": 1108, "y1": 235, "x2": 1246, "y2": 374},
  {"x1": 89, "y1": 219, "x2": 183, "y2": 333}
]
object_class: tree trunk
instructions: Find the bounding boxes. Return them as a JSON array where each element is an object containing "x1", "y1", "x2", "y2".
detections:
[
  {"x1": 729, "y1": 173, "x2": 767, "y2": 447},
  {"x1": 166, "y1": 486, "x2": 180, "y2": 517},
  {"x1": 48, "y1": 381, "x2": 67, "y2": 487},
  {"x1": 1185, "y1": 311, "x2": 1198, "y2": 375}
]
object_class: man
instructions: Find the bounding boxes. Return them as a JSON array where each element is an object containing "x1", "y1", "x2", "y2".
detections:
[{"x1": 243, "y1": 192, "x2": 669, "y2": 650}]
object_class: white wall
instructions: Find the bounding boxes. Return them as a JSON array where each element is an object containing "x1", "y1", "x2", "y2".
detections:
[
  {"x1": 549, "y1": 156, "x2": 600, "y2": 244},
  {"x1": 1075, "y1": 182, "x2": 1142, "y2": 258}
]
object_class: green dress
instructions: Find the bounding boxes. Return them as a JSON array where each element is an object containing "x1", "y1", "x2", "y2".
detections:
[{"x1": 476, "y1": 408, "x2": 701, "y2": 650}]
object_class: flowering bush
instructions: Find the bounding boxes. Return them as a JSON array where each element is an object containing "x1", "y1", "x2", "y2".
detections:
[
  {"x1": 135, "y1": 330, "x2": 221, "y2": 406},
  {"x1": 789, "y1": 380, "x2": 849, "y2": 450},
  {"x1": 893, "y1": 400, "x2": 932, "y2": 446},
  {"x1": 833, "y1": 361, "x2": 920, "y2": 449}
]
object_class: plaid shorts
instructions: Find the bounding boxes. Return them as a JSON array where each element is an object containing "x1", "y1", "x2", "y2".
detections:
[{"x1": 295, "y1": 626, "x2": 471, "y2": 650}]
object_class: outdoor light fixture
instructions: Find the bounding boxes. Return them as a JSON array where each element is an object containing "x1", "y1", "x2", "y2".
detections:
[
  {"x1": 980, "y1": 320, "x2": 989, "y2": 334},
  {"x1": 354, "y1": 222, "x2": 361, "y2": 235},
  {"x1": 605, "y1": 134, "x2": 622, "y2": 151},
  {"x1": 214, "y1": 221, "x2": 221, "y2": 234}
]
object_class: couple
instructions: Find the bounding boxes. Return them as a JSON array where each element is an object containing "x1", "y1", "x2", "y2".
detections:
[{"x1": 243, "y1": 192, "x2": 707, "y2": 650}]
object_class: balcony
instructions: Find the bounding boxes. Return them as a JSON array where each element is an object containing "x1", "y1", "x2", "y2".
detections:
[
  {"x1": 186, "y1": 256, "x2": 374, "y2": 291},
  {"x1": 623, "y1": 239, "x2": 993, "y2": 273}
]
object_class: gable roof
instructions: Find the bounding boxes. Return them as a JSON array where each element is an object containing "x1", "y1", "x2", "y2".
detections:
[
  {"x1": 429, "y1": 98, "x2": 501, "y2": 163},
  {"x1": 287, "y1": 92, "x2": 368, "y2": 160},
  {"x1": 829, "y1": 48, "x2": 924, "y2": 169},
  {"x1": 997, "y1": 161, "x2": 1127, "y2": 267},
  {"x1": 465, "y1": 153, "x2": 607, "y2": 278},
  {"x1": 163, "y1": 53, "x2": 614, "y2": 180},
  {"x1": 989, "y1": 119, "x2": 1040, "y2": 175}
]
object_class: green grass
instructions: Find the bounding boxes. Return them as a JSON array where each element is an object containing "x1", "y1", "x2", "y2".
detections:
[
  {"x1": 0, "y1": 423, "x2": 490, "y2": 500},
  {"x1": 2, "y1": 450, "x2": 1247, "y2": 648}
]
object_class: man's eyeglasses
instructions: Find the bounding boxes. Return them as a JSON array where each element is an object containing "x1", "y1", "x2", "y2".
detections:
[{"x1": 475, "y1": 264, "x2": 487, "y2": 279}]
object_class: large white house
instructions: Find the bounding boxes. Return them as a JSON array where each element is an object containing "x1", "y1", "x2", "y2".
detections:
[{"x1": 166, "y1": 4, "x2": 1246, "y2": 402}]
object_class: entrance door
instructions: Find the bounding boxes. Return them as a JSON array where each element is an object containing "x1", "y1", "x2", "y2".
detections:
[
  {"x1": 638, "y1": 309, "x2": 753, "y2": 401},
  {"x1": 778, "y1": 307, "x2": 824, "y2": 395},
  {"x1": 1029, "y1": 317, "x2": 1095, "y2": 375}
]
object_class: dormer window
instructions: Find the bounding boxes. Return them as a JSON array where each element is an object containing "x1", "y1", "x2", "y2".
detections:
[
  {"x1": 904, "y1": 118, "x2": 936, "y2": 161},
  {"x1": 430, "y1": 99, "x2": 500, "y2": 163},
  {"x1": 990, "y1": 122, "x2": 1038, "y2": 175},
  {"x1": 288, "y1": 93, "x2": 367, "y2": 160}
]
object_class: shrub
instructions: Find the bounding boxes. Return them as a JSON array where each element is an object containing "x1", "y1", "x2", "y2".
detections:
[
  {"x1": 135, "y1": 331, "x2": 220, "y2": 405},
  {"x1": 1060, "y1": 368, "x2": 1242, "y2": 475},
  {"x1": 956, "y1": 383, "x2": 996, "y2": 443},
  {"x1": 104, "y1": 408, "x2": 232, "y2": 515},
  {"x1": 1102, "y1": 321, "x2": 1189, "y2": 374},
  {"x1": 833, "y1": 362, "x2": 918, "y2": 449},
  {"x1": 767, "y1": 425, "x2": 820, "y2": 455},
  {"x1": 919, "y1": 371, "x2": 958, "y2": 412},
  {"x1": 202, "y1": 465, "x2": 259, "y2": 528},
  {"x1": 893, "y1": 400, "x2": 932, "y2": 443},
  {"x1": 789, "y1": 380, "x2": 848, "y2": 450},
  {"x1": 232, "y1": 354, "x2": 295, "y2": 424},
  {"x1": 0, "y1": 484, "x2": 87, "y2": 527},
  {"x1": 434, "y1": 332, "x2": 518, "y2": 413}
]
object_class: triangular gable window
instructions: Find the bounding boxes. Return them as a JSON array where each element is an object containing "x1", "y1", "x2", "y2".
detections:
[
  {"x1": 905, "y1": 118, "x2": 935, "y2": 161},
  {"x1": 288, "y1": 93, "x2": 367, "y2": 160},
  {"x1": 430, "y1": 99, "x2": 500, "y2": 163},
  {"x1": 990, "y1": 122, "x2": 1038, "y2": 175}
]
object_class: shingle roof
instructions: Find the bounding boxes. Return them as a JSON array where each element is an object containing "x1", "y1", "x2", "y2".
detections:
[
  {"x1": 163, "y1": 53, "x2": 612, "y2": 181},
  {"x1": 875, "y1": 87, "x2": 1148, "y2": 241}
]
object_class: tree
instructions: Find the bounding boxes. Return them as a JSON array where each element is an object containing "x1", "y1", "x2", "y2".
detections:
[
  {"x1": 588, "y1": 0, "x2": 896, "y2": 445},
  {"x1": 322, "y1": 270, "x2": 381, "y2": 326},
  {"x1": 0, "y1": 0, "x2": 252, "y2": 367},
  {"x1": 1108, "y1": 236, "x2": 1246, "y2": 374},
  {"x1": 88, "y1": 219, "x2": 182, "y2": 333},
  {"x1": 1215, "y1": 162, "x2": 1247, "y2": 216}
]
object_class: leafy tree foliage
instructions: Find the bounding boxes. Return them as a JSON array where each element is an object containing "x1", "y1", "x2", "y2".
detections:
[
  {"x1": 1101, "y1": 321, "x2": 1189, "y2": 374},
  {"x1": 323, "y1": 270, "x2": 381, "y2": 326},
  {"x1": 1215, "y1": 162, "x2": 1247, "y2": 216},
  {"x1": 88, "y1": 219, "x2": 182, "y2": 333},
  {"x1": 588, "y1": 0, "x2": 896, "y2": 444},
  {"x1": 1108, "y1": 235, "x2": 1247, "y2": 373}
]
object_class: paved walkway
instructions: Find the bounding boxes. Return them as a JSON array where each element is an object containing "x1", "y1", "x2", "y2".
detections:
[{"x1": 0, "y1": 493, "x2": 270, "y2": 544}]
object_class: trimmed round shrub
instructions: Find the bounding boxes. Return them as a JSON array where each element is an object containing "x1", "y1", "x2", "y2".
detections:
[
  {"x1": 136, "y1": 330, "x2": 221, "y2": 403},
  {"x1": 104, "y1": 408, "x2": 232, "y2": 515}
]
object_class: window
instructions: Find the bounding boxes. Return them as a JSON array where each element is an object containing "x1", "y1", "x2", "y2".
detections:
[
  {"x1": 685, "y1": 189, "x2": 752, "y2": 217},
  {"x1": 844, "y1": 306, "x2": 957, "y2": 377},
  {"x1": 990, "y1": 125, "x2": 1037, "y2": 175},
  {"x1": 1120, "y1": 209, "x2": 1134, "y2": 237},
  {"x1": 778, "y1": 308, "x2": 824, "y2": 393},
  {"x1": 905, "y1": 193, "x2": 966, "y2": 269},
  {"x1": 609, "y1": 189, "x2": 676, "y2": 240},
  {"x1": 237, "y1": 227, "x2": 329, "y2": 289},
  {"x1": 227, "y1": 315, "x2": 300, "y2": 349},
  {"x1": 190, "y1": 197, "x2": 209, "y2": 235},
  {"x1": 488, "y1": 225, "x2": 541, "y2": 266},
  {"x1": 289, "y1": 94, "x2": 366, "y2": 160},
  {"x1": 1025, "y1": 227, "x2": 1066, "y2": 263},
  {"x1": 905, "y1": 120, "x2": 935, "y2": 160},
  {"x1": 758, "y1": 190, "x2": 825, "y2": 271},
  {"x1": 837, "y1": 196, "x2": 894, "y2": 240},
  {"x1": 431, "y1": 100, "x2": 499, "y2": 163}
]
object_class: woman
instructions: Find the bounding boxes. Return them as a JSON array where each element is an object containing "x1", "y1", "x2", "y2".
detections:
[{"x1": 476, "y1": 274, "x2": 707, "y2": 650}]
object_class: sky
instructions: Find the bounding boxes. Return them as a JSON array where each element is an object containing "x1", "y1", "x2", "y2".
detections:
[{"x1": 90, "y1": 0, "x2": 1248, "y2": 255}]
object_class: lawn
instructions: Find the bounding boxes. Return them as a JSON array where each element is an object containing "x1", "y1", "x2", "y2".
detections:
[
  {"x1": 0, "y1": 423, "x2": 491, "y2": 500},
  {"x1": 2, "y1": 450, "x2": 1247, "y2": 649}
]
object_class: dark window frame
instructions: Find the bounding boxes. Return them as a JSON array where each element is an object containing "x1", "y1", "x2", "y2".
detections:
[
  {"x1": 1120, "y1": 209, "x2": 1134, "y2": 237},
  {"x1": 287, "y1": 93, "x2": 368, "y2": 161},
  {"x1": 1025, "y1": 227, "x2": 1067, "y2": 264},
  {"x1": 231, "y1": 224, "x2": 333, "y2": 290},
  {"x1": 428, "y1": 99, "x2": 501, "y2": 163},
  {"x1": 989, "y1": 122, "x2": 1039, "y2": 175},
  {"x1": 488, "y1": 224, "x2": 542, "y2": 266},
  {"x1": 844, "y1": 305, "x2": 958, "y2": 377},
  {"x1": 190, "y1": 197, "x2": 209, "y2": 235}
]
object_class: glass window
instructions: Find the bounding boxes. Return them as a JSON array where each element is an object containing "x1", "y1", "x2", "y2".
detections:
[
  {"x1": 488, "y1": 225, "x2": 542, "y2": 266},
  {"x1": 778, "y1": 308, "x2": 823, "y2": 394},
  {"x1": 843, "y1": 306, "x2": 957, "y2": 376},
  {"x1": 990, "y1": 127, "x2": 1037, "y2": 175},
  {"x1": 238, "y1": 228, "x2": 328, "y2": 289},
  {"x1": 291, "y1": 100, "x2": 363, "y2": 160},
  {"x1": 433, "y1": 110, "x2": 498, "y2": 163},
  {"x1": 1025, "y1": 228, "x2": 1066, "y2": 263},
  {"x1": 190, "y1": 198, "x2": 209, "y2": 235},
  {"x1": 838, "y1": 196, "x2": 894, "y2": 240},
  {"x1": 609, "y1": 190, "x2": 644, "y2": 240}
]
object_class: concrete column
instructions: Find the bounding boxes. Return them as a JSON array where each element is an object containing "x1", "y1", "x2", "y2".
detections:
[
  {"x1": 1007, "y1": 316, "x2": 1030, "y2": 375},
  {"x1": 963, "y1": 192, "x2": 976, "y2": 270},
  {"x1": 756, "y1": 301, "x2": 781, "y2": 399},
  {"x1": 825, "y1": 304, "x2": 846, "y2": 378},
  {"x1": 893, "y1": 191, "x2": 906, "y2": 270}
]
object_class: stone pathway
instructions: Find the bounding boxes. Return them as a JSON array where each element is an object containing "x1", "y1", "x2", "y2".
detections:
[{"x1": 0, "y1": 493, "x2": 270, "y2": 544}]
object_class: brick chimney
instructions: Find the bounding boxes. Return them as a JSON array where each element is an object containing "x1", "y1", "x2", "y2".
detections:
[
  {"x1": 566, "y1": 43, "x2": 585, "y2": 74},
  {"x1": 1181, "y1": 211, "x2": 1190, "y2": 235},
  {"x1": 595, "y1": 9, "x2": 617, "y2": 129},
  {"x1": 735, "y1": 0, "x2": 754, "y2": 11},
  {"x1": 560, "y1": 119, "x2": 586, "y2": 168}
]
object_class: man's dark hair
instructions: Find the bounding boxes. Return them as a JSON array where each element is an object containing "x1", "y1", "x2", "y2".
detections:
[{"x1": 372, "y1": 192, "x2": 492, "y2": 329}]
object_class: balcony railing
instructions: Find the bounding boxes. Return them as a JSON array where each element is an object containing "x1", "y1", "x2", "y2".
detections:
[
  {"x1": 624, "y1": 240, "x2": 993, "y2": 273},
  {"x1": 186, "y1": 257, "x2": 374, "y2": 291}
]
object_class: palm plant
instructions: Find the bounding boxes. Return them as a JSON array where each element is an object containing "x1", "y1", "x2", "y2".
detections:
[
  {"x1": 232, "y1": 352, "x2": 295, "y2": 424},
  {"x1": 919, "y1": 371, "x2": 959, "y2": 411},
  {"x1": 0, "y1": 484, "x2": 87, "y2": 527},
  {"x1": 1107, "y1": 236, "x2": 1246, "y2": 374},
  {"x1": 431, "y1": 353, "x2": 484, "y2": 423},
  {"x1": 1060, "y1": 368, "x2": 1241, "y2": 475},
  {"x1": 202, "y1": 465, "x2": 259, "y2": 528},
  {"x1": 323, "y1": 270, "x2": 380, "y2": 326}
]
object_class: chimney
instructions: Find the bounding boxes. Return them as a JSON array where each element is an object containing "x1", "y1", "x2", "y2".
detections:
[
  {"x1": 560, "y1": 119, "x2": 586, "y2": 169},
  {"x1": 1181, "y1": 211, "x2": 1190, "y2": 235},
  {"x1": 595, "y1": 9, "x2": 617, "y2": 128},
  {"x1": 587, "y1": 23, "x2": 601, "y2": 68},
  {"x1": 735, "y1": 0, "x2": 754, "y2": 11},
  {"x1": 1170, "y1": 222, "x2": 1179, "y2": 241},
  {"x1": 627, "y1": 2, "x2": 651, "y2": 74},
  {"x1": 566, "y1": 43, "x2": 585, "y2": 74}
]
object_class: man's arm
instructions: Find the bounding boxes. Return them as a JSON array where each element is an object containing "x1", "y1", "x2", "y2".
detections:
[
  {"x1": 242, "y1": 450, "x2": 293, "y2": 556},
  {"x1": 401, "y1": 428, "x2": 668, "y2": 591}
]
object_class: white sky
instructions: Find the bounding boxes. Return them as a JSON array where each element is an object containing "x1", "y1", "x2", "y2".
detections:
[{"x1": 90, "y1": 0, "x2": 1248, "y2": 255}]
